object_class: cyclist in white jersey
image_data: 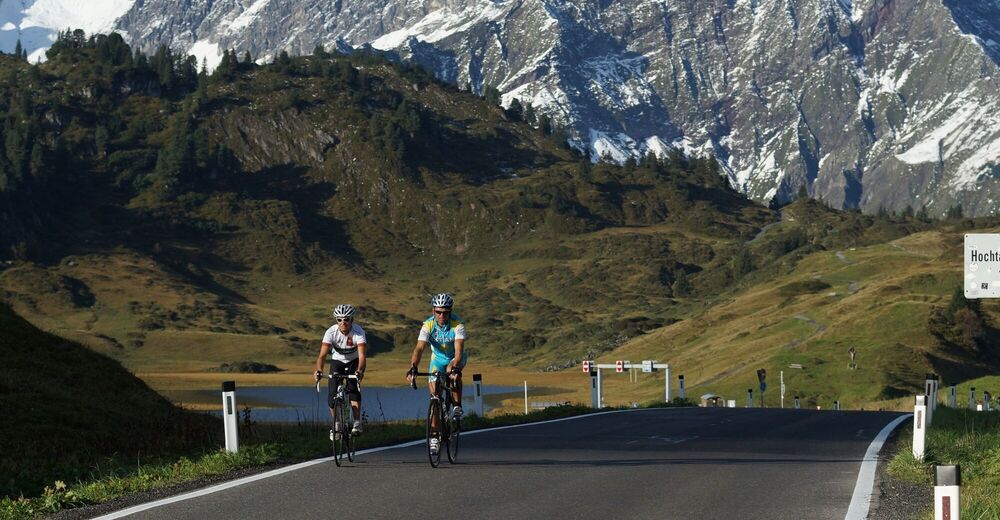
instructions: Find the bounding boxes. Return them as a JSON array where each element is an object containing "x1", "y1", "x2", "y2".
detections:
[{"x1": 314, "y1": 304, "x2": 367, "y2": 435}]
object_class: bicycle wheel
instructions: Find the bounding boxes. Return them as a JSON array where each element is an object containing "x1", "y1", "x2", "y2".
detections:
[
  {"x1": 345, "y1": 401, "x2": 357, "y2": 463},
  {"x1": 332, "y1": 399, "x2": 345, "y2": 466},
  {"x1": 427, "y1": 399, "x2": 442, "y2": 468},
  {"x1": 446, "y1": 410, "x2": 460, "y2": 464}
]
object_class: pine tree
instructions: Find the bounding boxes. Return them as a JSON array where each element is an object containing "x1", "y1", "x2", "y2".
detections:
[
  {"x1": 14, "y1": 40, "x2": 23, "y2": 61},
  {"x1": 506, "y1": 98, "x2": 523, "y2": 121},
  {"x1": 523, "y1": 103, "x2": 536, "y2": 125}
]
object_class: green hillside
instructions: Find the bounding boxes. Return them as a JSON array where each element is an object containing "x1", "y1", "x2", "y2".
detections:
[
  {"x1": 0, "y1": 31, "x2": 996, "y2": 417},
  {"x1": 0, "y1": 303, "x2": 215, "y2": 498}
]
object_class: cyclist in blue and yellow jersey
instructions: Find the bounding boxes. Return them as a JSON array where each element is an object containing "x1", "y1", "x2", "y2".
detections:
[{"x1": 406, "y1": 293, "x2": 467, "y2": 455}]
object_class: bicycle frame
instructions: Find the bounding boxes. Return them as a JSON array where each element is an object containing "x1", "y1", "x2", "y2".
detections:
[{"x1": 316, "y1": 373, "x2": 360, "y2": 466}]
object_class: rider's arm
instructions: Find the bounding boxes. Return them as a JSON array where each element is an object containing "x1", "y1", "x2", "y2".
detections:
[
  {"x1": 410, "y1": 340, "x2": 427, "y2": 368},
  {"x1": 356, "y1": 342, "x2": 367, "y2": 374},
  {"x1": 315, "y1": 342, "x2": 332, "y2": 380}
]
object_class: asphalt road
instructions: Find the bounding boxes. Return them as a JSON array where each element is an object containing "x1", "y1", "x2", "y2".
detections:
[{"x1": 105, "y1": 408, "x2": 906, "y2": 520}]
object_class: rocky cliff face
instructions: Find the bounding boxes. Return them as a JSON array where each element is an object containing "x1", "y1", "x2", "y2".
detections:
[{"x1": 7, "y1": 0, "x2": 1000, "y2": 215}]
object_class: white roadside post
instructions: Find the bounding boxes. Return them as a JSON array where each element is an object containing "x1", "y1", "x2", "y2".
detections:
[
  {"x1": 913, "y1": 395, "x2": 927, "y2": 461},
  {"x1": 472, "y1": 373, "x2": 484, "y2": 416},
  {"x1": 985, "y1": 391, "x2": 992, "y2": 412},
  {"x1": 950, "y1": 385, "x2": 957, "y2": 408},
  {"x1": 780, "y1": 371, "x2": 785, "y2": 409},
  {"x1": 834, "y1": 400, "x2": 840, "y2": 411},
  {"x1": 746, "y1": 388, "x2": 753, "y2": 408},
  {"x1": 934, "y1": 465, "x2": 961, "y2": 520},
  {"x1": 523, "y1": 381, "x2": 528, "y2": 414},
  {"x1": 794, "y1": 396, "x2": 800, "y2": 409},
  {"x1": 925, "y1": 374, "x2": 936, "y2": 426},
  {"x1": 222, "y1": 381, "x2": 239, "y2": 453},
  {"x1": 678, "y1": 375, "x2": 686, "y2": 400},
  {"x1": 970, "y1": 387, "x2": 977, "y2": 411}
]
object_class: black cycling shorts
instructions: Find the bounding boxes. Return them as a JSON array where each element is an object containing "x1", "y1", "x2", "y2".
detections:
[{"x1": 328, "y1": 359, "x2": 361, "y2": 405}]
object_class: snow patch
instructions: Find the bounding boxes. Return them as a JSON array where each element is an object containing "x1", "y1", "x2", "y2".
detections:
[
  {"x1": 227, "y1": 0, "x2": 272, "y2": 35},
  {"x1": 21, "y1": 0, "x2": 134, "y2": 34},
  {"x1": 188, "y1": 39, "x2": 224, "y2": 72}
]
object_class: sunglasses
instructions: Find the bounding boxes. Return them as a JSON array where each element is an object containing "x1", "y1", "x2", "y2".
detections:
[
  {"x1": 433, "y1": 310, "x2": 451, "y2": 315},
  {"x1": 336, "y1": 317, "x2": 352, "y2": 323}
]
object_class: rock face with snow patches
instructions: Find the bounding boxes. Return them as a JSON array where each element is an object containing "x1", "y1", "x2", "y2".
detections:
[{"x1": 4, "y1": 0, "x2": 1000, "y2": 215}]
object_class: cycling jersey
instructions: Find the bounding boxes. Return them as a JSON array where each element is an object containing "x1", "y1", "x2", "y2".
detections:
[
  {"x1": 417, "y1": 314, "x2": 466, "y2": 364},
  {"x1": 323, "y1": 323, "x2": 366, "y2": 362}
]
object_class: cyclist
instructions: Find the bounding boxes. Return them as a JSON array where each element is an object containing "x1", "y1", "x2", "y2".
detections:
[
  {"x1": 315, "y1": 304, "x2": 367, "y2": 436},
  {"x1": 406, "y1": 292, "x2": 467, "y2": 455}
]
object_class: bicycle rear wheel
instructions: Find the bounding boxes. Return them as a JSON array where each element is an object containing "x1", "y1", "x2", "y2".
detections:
[
  {"x1": 446, "y1": 411, "x2": 460, "y2": 464},
  {"x1": 427, "y1": 399, "x2": 442, "y2": 468},
  {"x1": 332, "y1": 400, "x2": 345, "y2": 466}
]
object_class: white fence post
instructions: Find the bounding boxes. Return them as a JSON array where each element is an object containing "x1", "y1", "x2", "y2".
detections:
[
  {"x1": 472, "y1": 373, "x2": 484, "y2": 416},
  {"x1": 913, "y1": 395, "x2": 927, "y2": 461},
  {"x1": 934, "y1": 465, "x2": 960, "y2": 520},
  {"x1": 222, "y1": 381, "x2": 239, "y2": 453}
]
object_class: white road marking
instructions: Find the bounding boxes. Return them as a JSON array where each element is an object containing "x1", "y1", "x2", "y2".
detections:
[
  {"x1": 844, "y1": 414, "x2": 911, "y2": 520},
  {"x1": 94, "y1": 408, "x2": 654, "y2": 519}
]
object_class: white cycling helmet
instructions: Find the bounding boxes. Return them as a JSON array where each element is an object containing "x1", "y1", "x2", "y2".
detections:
[
  {"x1": 332, "y1": 304, "x2": 356, "y2": 318},
  {"x1": 430, "y1": 293, "x2": 454, "y2": 308}
]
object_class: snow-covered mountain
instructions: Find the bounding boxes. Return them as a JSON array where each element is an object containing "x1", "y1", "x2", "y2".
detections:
[{"x1": 3, "y1": 0, "x2": 1000, "y2": 216}]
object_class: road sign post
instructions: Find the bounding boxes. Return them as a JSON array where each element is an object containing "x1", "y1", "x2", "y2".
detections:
[
  {"x1": 222, "y1": 381, "x2": 239, "y2": 453},
  {"x1": 678, "y1": 375, "x2": 686, "y2": 400},
  {"x1": 473, "y1": 373, "x2": 484, "y2": 416},
  {"x1": 590, "y1": 370, "x2": 598, "y2": 408},
  {"x1": 597, "y1": 368, "x2": 604, "y2": 408},
  {"x1": 665, "y1": 363, "x2": 672, "y2": 402},
  {"x1": 780, "y1": 371, "x2": 785, "y2": 409}
]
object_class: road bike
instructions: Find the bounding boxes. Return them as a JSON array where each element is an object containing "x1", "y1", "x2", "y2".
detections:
[
  {"x1": 316, "y1": 373, "x2": 360, "y2": 466},
  {"x1": 411, "y1": 370, "x2": 461, "y2": 467}
]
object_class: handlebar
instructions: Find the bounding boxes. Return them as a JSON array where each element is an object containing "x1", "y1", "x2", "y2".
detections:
[
  {"x1": 315, "y1": 373, "x2": 361, "y2": 393},
  {"x1": 408, "y1": 370, "x2": 461, "y2": 390}
]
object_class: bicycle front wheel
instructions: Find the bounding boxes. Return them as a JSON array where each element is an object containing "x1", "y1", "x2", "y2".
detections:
[
  {"x1": 332, "y1": 401, "x2": 345, "y2": 466},
  {"x1": 446, "y1": 412, "x2": 460, "y2": 464},
  {"x1": 427, "y1": 399, "x2": 442, "y2": 468},
  {"x1": 346, "y1": 401, "x2": 357, "y2": 463}
]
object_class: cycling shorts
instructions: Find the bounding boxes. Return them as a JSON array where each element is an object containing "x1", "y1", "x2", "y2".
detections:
[{"x1": 428, "y1": 350, "x2": 468, "y2": 382}]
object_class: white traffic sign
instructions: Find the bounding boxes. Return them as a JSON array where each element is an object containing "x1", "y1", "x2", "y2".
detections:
[
  {"x1": 615, "y1": 360, "x2": 624, "y2": 373},
  {"x1": 582, "y1": 360, "x2": 590, "y2": 372},
  {"x1": 642, "y1": 360, "x2": 653, "y2": 373},
  {"x1": 965, "y1": 234, "x2": 1000, "y2": 298}
]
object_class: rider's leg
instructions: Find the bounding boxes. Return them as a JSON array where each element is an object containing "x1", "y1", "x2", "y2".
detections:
[{"x1": 428, "y1": 379, "x2": 439, "y2": 432}]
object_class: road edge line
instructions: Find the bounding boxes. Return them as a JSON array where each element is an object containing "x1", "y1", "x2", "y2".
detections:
[
  {"x1": 844, "y1": 413, "x2": 912, "y2": 520},
  {"x1": 94, "y1": 407, "x2": 652, "y2": 519}
]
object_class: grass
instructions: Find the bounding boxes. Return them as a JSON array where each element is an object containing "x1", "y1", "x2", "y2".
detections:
[
  {"x1": 0, "y1": 404, "x2": 607, "y2": 520},
  {"x1": 888, "y1": 407, "x2": 1000, "y2": 519}
]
